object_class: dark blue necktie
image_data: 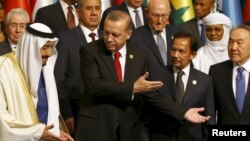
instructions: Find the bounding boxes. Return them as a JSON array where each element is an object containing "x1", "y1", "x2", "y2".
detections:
[
  {"x1": 37, "y1": 72, "x2": 48, "y2": 124},
  {"x1": 236, "y1": 67, "x2": 245, "y2": 113}
]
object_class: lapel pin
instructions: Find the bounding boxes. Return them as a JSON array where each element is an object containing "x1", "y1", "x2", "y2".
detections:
[
  {"x1": 192, "y1": 80, "x2": 197, "y2": 85},
  {"x1": 129, "y1": 54, "x2": 134, "y2": 59}
]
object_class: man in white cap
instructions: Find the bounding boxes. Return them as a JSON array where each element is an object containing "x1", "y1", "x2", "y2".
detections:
[
  {"x1": 193, "y1": 12, "x2": 232, "y2": 74},
  {"x1": 0, "y1": 23, "x2": 73, "y2": 141}
]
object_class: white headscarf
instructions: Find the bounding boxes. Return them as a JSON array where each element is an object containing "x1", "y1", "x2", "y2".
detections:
[
  {"x1": 15, "y1": 23, "x2": 60, "y2": 135},
  {"x1": 193, "y1": 13, "x2": 232, "y2": 74}
]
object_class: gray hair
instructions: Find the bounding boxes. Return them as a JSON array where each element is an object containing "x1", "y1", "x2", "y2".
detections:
[{"x1": 5, "y1": 8, "x2": 30, "y2": 25}]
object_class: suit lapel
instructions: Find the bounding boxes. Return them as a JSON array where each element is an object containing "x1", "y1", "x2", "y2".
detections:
[
  {"x1": 56, "y1": 2, "x2": 68, "y2": 29},
  {"x1": 99, "y1": 42, "x2": 118, "y2": 81},
  {"x1": 222, "y1": 64, "x2": 239, "y2": 112},
  {"x1": 166, "y1": 66, "x2": 177, "y2": 100},
  {"x1": 182, "y1": 67, "x2": 195, "y2": 103},
  {"x1": 74, "y1": 26, "x2": 87, "y2": 45},
  {"x1": 242, "y1": 71, "x2": 250, "y2": 114},
  {"x1": 143, "y1": 25, "x2": 165, "y2": 66}
]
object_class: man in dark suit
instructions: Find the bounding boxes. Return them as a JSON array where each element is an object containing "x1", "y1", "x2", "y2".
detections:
[
  {"x1": 0, "y1": 8, "x2": 29, "y2": 55},
  {"x1": 54, "y1": 0, "x2": 102, "y2": 135},
  {"x1": 34, "y1": 0, "x2": 78, "y2": 35},
  {"x1": 210, "y1": 25, "x2": 250, "y2": 124},
  {"x1": 177, "y1": 0, "x2": 215, "y2": 48},
  {"x1": 99, "y1": 0, "x2": 147, "y2": 30},
  {"x1": 75, "y1": 10, "x2": 210, "y2": 141},
  {"x1": 147, "y1": 31, "x2": 216, "y2": 141},
  {"x1": 130, "y1": 0, "x2": 175, "y2": 73}
]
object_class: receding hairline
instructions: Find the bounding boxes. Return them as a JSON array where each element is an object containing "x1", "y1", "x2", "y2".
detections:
[{"x1": 104, "y1": 10, "x2": 133, "y2": 31}]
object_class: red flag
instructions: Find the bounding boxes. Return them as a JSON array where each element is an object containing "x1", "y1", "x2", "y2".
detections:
[
  {"x1": 113, "y1": 0, "x2": 123, "y2": 5},
  {"x1": 30, "y1": 0, "x2": 36, "y2": 12},
  {"x1": 243, "y1": 0, "x2": 250, "y2": 22},
  {"x1": 4, "y1": 0, "x2": 32, "y2": 21}
]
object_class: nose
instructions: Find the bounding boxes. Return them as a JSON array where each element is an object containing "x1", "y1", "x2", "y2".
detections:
[{"x1": 46, "y1": 47, "x2": 52, "y2": 57}]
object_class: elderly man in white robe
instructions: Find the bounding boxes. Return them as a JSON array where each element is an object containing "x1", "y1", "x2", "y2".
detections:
[
  {"x1": 0, "y1": 23, "x2": 73, "y2": 141},
  {"x1": 192, "y1": 13, "x2": 232, "y2": 74}
]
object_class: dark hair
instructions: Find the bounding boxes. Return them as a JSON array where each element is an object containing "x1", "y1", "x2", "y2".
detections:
[
  {"x1": 105, "y1": 10, "x2": 133, "y2": 31},
  {"x1": 172, "y1": 31, "x2": 198, "y2": 51}
]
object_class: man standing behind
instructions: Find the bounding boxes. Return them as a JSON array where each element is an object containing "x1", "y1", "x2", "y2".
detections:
[
  {"x1": 130, "y1": 0, "x2": 176, "y2": 74},
  {"x1": 0, "y1": 8, "x2": 29, "y2": 55},
  {"x1": 178, "y1": 0, "x2": 215, "y2": 48},
  {"x1": 0, "y1": 23, "x2": 73, "y2": 141},
  {"x1": 54, "y1": 0, "x2": 102, "y2": 135},
  {"x1": 210, "y1": 25, "x2": 250, "y2": 124},
  {"x1": 75, "y1": 10, "x2": 210, "y2": 141},
  {"x1": 35, "y1": 0, "x2": 79, "y2": 35},
  {"x1": 149, "y1": 31, "x2": 216, "y2": 141},
  {"x1": 99, "y1": 0, "x2": 147, "y2": 30}
]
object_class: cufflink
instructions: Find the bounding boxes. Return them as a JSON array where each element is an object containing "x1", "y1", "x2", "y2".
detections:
[
  {"x1": 192, "y1": 80, "x2": 197, "y2": 85},
  {"x1": 129, "y1": 54, "x2": 134, "y2": 59}
]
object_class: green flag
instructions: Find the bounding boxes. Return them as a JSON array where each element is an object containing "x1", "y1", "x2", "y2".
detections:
[{"x1": 170, "y1": 0, "x2": 195, "y2": 25}]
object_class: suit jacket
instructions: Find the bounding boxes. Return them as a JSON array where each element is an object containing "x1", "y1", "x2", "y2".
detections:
[
  {"x1": 130, "y1": 24, "x2": 178, "y2": 70},
  {"x1": 210, "y1": 60, "x2": 250, "y2": 124},
  {"x1": 178, "y1": 19, "x2": 203, "y2": 49},
  {"x1": 0, "y1": 40, "x2": 12, "y2": 56},
  {"x1": 54, "y1": 25, "x2": 102, "y2": 120},
  {"x1": 35, "y1": 2, "x2": 68, "y2": 35},
  {"x1": 99, "y1": 2, "x2": 147, "y2": 30},
  {"x1": 74, "y1": 39, "x2": 188, "y2": 141},
  {"x1": 147, "y1": 65, "x2": 216, "y2": 141}
]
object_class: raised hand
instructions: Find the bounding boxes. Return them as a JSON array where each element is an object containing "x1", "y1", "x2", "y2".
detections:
[{"x1": 133, "y1": 72, "x2": 163, "y2": 93}]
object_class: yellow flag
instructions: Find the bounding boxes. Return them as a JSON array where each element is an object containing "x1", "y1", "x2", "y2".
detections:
[{"x1": 170, "y1": 0, "x2": 195, "y2": 25}]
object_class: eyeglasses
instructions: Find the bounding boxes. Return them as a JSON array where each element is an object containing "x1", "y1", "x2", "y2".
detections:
[{"x1": 149, "y1": 13, "x2": 169, "y2": 19}]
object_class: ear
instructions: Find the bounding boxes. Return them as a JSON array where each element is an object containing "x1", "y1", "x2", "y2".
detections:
[
  {"x1": 190, "y1": 51, "x2": 197, "y2": 60},
  {"x1": 76, "y1": 9, "x2": 80, "y2": 19},
  {"x1": 126, "y1": 30, "x2": 133, "y2": 40}
]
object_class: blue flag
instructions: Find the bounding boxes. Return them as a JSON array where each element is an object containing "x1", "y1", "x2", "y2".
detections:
[{"x1": 222, "y1": 0, "x2": 243, "y2": 27}]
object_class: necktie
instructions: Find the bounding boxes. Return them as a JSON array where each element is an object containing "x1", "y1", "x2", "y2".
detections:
[
  {"x1": 133, "y1": 9, "x2": 142, "y2": 28},
  {"x1": 114, "y1": 52, "x2": 122, "y2": 82},
  {"x1": 37, "y1": 72, "x2": 48, "y2": 124},
  {"x1": 200, "y1": 24, "x2": 205, "y2": 46},
  {"x1": 176, "y1": 70, "x2": 185, "y2": 104},
  {"x1": 89, "y1": 33, "x2": 96, "y2": 42},
  {"x1": 157, "y1": 32, "x2": 167, "y2": 65},
  {"x1": 236, "y1": 67, "x2": 245, "y2": 113},
  {"x1": 67, "y1": 6, "x2": 76, "y2": 29}
]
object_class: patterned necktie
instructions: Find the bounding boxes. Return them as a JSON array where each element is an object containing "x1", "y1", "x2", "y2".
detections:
[
  {"x1": 89, "y1": 33, "x2": 96, "y2": 42},
  {"x1": 200, "y1": 23, "x2": 205, "y2": 46},
  {"x1": 37, "y1": 72, "x2": 48, "y2": 124},
  {"x1": 157, "y1": 32, "x2": 167, "y2": 65},
  {"x1": 67, "y1": 6, "x2": 76, "y2": 29},
  {"x1": 133, "y1": 9, "x2": 142, "y2": 28},
  {"x1": 114, "y1": 52, "x2": 122, "y2": 82},
  {"x1": 236, "y1": 67, "x2": 245, "y2": 113},
  {"x1": 176, "y1": 70, "x2": 185, "y2": 104}
]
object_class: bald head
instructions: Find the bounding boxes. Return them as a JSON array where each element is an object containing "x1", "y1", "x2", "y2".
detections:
[{"x1": 147, "y1": 0, "x2": 170, "y2": 32}]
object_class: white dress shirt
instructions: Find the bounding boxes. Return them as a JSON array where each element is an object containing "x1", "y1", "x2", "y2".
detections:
[{"x1": 80, "y1": 25, "x2": 99, "y2": 43}]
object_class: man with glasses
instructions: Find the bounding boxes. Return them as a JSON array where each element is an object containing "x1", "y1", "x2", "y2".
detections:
[
  {"x1": 0, "y1": 8, "x2": 29, "y2": 55},
  {"x1": 130, "y1": 0, "x2": 177, "y2": 69}
]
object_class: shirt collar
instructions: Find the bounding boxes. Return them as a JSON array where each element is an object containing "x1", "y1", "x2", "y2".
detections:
[
  {"x1": 60, "y1": 0, "x2": 75, "y2": 10},
  {"x1": 173, "y1": 64, "x2": 191, "y2": 76},
  {"x1": 80, "y1": 24, "x2": 98, "y2": 38},
  {"x1": 113, "y1": 44, "x2": 127, "y2": 58},
  {"x1": 233, "y1": 59, "x2": 250, "y2": 73}
]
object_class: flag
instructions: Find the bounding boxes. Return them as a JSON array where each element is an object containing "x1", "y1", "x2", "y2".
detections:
[
  {"x1": 31, "y1": 0, "x2": 56, "y2": 22},
  {"x1": 113, "y1": 0, "x2": 123, "y2": 6},
  {"x1": 143, "y1": 0, "x2": 148, "y2": 7},
  {"x1": 170, "y1": 0, "x2": 195, "y2": 25},
  {"x1": 222, "y1": 0, "x2": 243, "y2": 27},
  {"x1": 4, "y1": 0, "x2": 32, "y2": 21},
  {"x1": 243, "y1": 0, "x2": 250, "y2": 22}
]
